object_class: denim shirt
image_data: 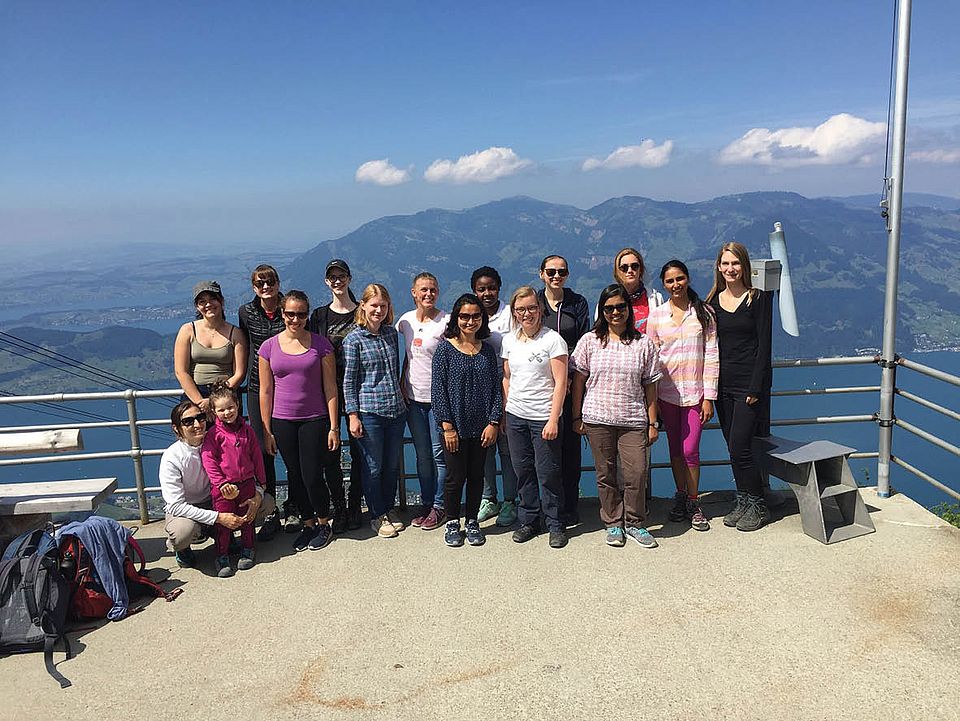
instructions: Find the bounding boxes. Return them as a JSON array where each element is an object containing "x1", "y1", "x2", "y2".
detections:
[{"x1": 342, "y1": 324, "x2": 406, "y2": 419}]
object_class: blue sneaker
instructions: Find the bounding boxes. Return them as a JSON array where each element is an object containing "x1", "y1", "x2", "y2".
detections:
[
  {"x1": 444, "y1": 520, "x2": 464, "y2": 547},
  {"x1": 307, "y1": 524, "x2": 333, "y2": 550},
  {"x1": 605, "y1": 526, "x2": 625, "y2": 547},
  {"x1": 175, "y1": 548, "x2": 196, "y2": 568},
  {"x1": 215, "y1": 555, "x2": 235, "y2": 578},
  {"x1": 465, "y1": 519, "x2": 485, "y2": 546},
  {"x1": 625, "y1": 526, "x2": 658, "y2": 548}
]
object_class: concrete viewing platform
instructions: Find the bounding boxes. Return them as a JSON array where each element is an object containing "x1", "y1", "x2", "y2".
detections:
[{"x1": 3, "y1": 488, "x2": 959, "y2": 720}]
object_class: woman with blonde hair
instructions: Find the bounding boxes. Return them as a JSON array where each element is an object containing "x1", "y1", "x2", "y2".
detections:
[
  {"x1": 611, "y1": 247, "x2": 664, "y2": 335},
  {"x1": 342, "y1": 284, "x2": 408, "y2": 539},
  {"x1": 706, "y1": 242, "x2": 772, "y2": 532}
]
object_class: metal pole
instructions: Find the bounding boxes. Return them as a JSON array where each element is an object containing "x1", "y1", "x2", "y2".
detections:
[
  {"x1": 877, "y1": 0, "x2": 912, "y2": 498},
  {"x1": 124, "y1": 390, "x2": 150, "y2": 524}
]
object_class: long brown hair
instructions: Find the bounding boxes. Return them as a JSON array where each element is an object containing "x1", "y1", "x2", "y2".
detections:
[
  {"x1": 613, "y1": 247, "x2": 645, "y2": 286},
  {"x1": 706, "y1": 241, "x2": 758, "y2": 305}
]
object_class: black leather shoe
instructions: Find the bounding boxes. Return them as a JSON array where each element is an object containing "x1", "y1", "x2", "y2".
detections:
[{"x1": 512, "y1": 523, "x2": 540, "y2": 543}]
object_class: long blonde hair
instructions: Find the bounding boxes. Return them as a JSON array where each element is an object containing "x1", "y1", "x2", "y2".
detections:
[
  {"x1": 706, "y1": 241, "x2": 758, "y2": 305},
  {"x1": 354, "y1": 283, "x2": 394, "y2": 328},
  {"x1": 509, "y1": 285, "x2": 543, "y2": 338}
]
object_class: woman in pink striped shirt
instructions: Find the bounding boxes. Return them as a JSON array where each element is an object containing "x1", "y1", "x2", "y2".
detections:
[{"x1": 647, "y1": 260, "x2": 719, "y2": 532}]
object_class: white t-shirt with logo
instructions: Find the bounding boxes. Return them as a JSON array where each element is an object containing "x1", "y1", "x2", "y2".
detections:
[
  {"x1": 501, "y1": 327, "x2": 569, "y2": 421},
  {"x1": 396, "y1": 309, "x2": 449, "y2": 403},
  {"x1": 486, "y1": 300, "x2": 514, "y2": 358}
]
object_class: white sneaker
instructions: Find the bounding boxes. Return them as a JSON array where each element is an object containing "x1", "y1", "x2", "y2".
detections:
[{"x1": 386, "y1": 509, "x2": 405, "y2": 531}]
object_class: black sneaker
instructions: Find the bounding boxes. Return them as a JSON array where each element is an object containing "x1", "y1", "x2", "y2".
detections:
[
  {"x1": 256, "y1": 511, "x2": 281, "y2": 542},
  {"x1": 346, "y1": 506, "x2": 363, "y2": 530},
  {"x1": 723, "y1": 492, "x2": 749, "y2": 527},
  {"x1": 284, "y1": 513, "x2": 303, "y2": 534},
  {"x1": 548, "y1": 529, "x2": 568, "y2": 549},
  {"x1": 444, "y1": 520, "x2": 464, "y2": 547},
  {"x1": 512, "y1": 523, "x2": 540, "y2": 544},
  {"x1": 331, "y1": 506, "x2": 348, "y2": 534},
  {"x1": 174, "y1": 548, "x2": 196, "y2": 568},
  {"x1": 736, "y1": 496, "x2": 771, "y2": 532},
  {"x1": 668, "y1": 491, "x2": 688, "y2": 522},
  {"x1": 292, "y1": 525, "x2": 319, "y2": 551},
  {"x1": 465, "y1": 519, "x2": 485, "y2": 546},
  {"x1": 307, "y1": 524, "x2": 333, "y2": 550}
]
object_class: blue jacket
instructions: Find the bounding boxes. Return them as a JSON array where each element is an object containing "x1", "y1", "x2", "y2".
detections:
[{"x1": 56, "y1": 516, "x2": 133, "y2": 621}]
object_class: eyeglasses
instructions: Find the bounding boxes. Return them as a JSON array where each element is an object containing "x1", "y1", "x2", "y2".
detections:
[
  {"x1": 618, "y1": 262, "x2": 641, "y2": 273},
  {"x1": 326, "y1": 274, "x2": 349, "y2": 284},
  {"x1": 602, "y1": 302, "x2": 629, "y2": 315},
  {"x1": 458, "y1": 312, "x2": 483, "y2": 322},
  {"x1": 543, "y1": 268, "x2": 569, "y2": 278},
  {"x1": 253, "y1": 278, "x2": 277, "y2": 288},
  {"x1": 180, "y1": 414, "x2": 207, "y2": 428},
  {"x1": 514, "y1": 306, "x2": 540, "y2": 316},
  {"x1": 283, "y1": 310, "x2": 308, "y2": 320}
]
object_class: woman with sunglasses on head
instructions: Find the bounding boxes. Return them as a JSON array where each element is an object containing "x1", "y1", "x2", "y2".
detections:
[
  {"x1": 502, "y1": 286, "x2": 569, "y2": 549},
  {"x1": 431, "y1": 293, "x2": 503, "y2": 548},
  {"x1": 258, "y1": 291, "x2": 340, "y2": 552},
  {"x1": 160, "y1": 400, "x2": 274, "y2": 569},
  {"x1": 610, "y1": 247, "x2": 664, "y2": 335},
  {"x1": 309, "y1": 259, "x2": 364, "y2": 533},
  {"x1": 647, "y1": 260, "x2": 719, "y2": 533},
  {"x1": 537, "y1": 255, "x2": 590, "y2": 528},
  {"x1": 174, "y1": 280, "x2": 248, "y2": 414},
  {"x1": 238, "y1": 264, "x2": 291, "y2": 540},
  {"x1": 706, "y1": 242, "x2": 773, "y2": 532},
  {"x1": 571, "y1": 284, "x2": 662, "y2": 549}
]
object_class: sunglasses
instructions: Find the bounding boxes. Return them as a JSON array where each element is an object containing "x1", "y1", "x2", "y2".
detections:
[
  {"x1": 253, "y1": 278, "x2": 277, "y2": 288},
  {"x1": 283, "y1": 310, "x2": 308, "y2": 320},
  {"x1": 602, "y1": 302, "x2": 629, "y2": 315},
  {"x1": 619, "y1": 262, "x2": 641, "y2": 273},
  {"x1": 543, "y1": 268, "x2": 569, "y2": 278},
  {"x1": 180, "y1": 414, "x2": 208, "y2": 427},
  {"x1": 458, "y1": 312, "x2": 483, "y2": 322}
]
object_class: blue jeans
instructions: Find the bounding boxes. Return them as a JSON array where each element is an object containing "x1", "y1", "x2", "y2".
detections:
[
  {"x1": 505, "y1": 412, "x2": 564, "y2": 532},
  {"x1": 482, "y1": 429, "x2": 518, "y2": 502},
  {"x1": 355, "y1": 412, "x2": 406, "y2": 519},
  {"x1": 406, "y1": 401, "x2": 446, "y2": 509}
]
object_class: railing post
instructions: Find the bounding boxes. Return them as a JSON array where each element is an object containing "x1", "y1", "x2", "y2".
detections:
[
  {"x1": 877, "y1": 0, "x2": 912, "y2": 499},
  {"x1": 124, "y1": 390, "x2": 149, "y2": 523}
]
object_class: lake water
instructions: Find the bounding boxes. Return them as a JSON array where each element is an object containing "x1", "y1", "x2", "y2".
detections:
[{"x1": 2, "y1": 351, "x2": 958, "y2": 511}]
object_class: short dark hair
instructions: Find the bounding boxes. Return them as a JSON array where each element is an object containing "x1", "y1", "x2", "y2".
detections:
[
  {"x1": 444, "y1": 293, "x2": 490, "y2": 340},
  {"x1": 539, "y1": 254, "x2": 567, "y2": 271},
  {"x1": 470, "y1": 266, "x2": 502, "y2": 290},
  {"x1": 282, "y1": 289, "x2": 310, "y2": 312}
]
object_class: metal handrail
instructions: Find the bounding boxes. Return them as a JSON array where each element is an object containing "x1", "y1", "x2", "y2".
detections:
[
  {"x1": 897, "y1": 356, "x2": 960, "y2": 388},
  {"x1": 894, "y1": 388, "x2": 960, "y2": 423}
]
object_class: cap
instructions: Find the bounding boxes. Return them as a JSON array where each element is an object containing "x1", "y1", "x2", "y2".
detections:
[
  {"x1": 325, "y1": 259, "x2": 351, "y2": 276},
  {"x1": 192, "y1": 280, "x2": 222, "y2": 302}
]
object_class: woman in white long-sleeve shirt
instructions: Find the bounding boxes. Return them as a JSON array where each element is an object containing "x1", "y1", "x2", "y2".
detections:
[{"x1": 161, "y1": 399, "x2": 274, "y2": 568}]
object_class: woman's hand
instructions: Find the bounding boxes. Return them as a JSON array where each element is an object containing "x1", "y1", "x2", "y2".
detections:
[
  {"x1": 220, "y1": 483, "x2": 239, "y2": 501},
  {"x1": 480, "y1": 424, "x2": 498, "y2": 448},
  {"x1": 216, "y1": 512, "x2": 245, "y2": 530},
  {"x1": 647, "y1": 424, "x2": 659, "y2": 445},
  {"x1": 573, "y1": 418, "x2": 587, "y2": 436},
  {"x1": 700, "y1": 399, "x2": 714, "y2": 424},
  {"x1": 349, "y1": 416, "x2": 363, "y2": 439},
  {"x1": 443, "y1": 428, "x2": 459, "y2": 453},
  {"x1": 262, "y1": 431, "x2": 277, "y2": 456},
  {"x1": 328, "y1": 427, "x2": 340, "y2": 452},
  {"x1": 745, "y1": 395, "x2": 759, "y2": 406},
  {"x1": 239, "y1": 495, "x2": 261, "y2": 524},
  {"x1": 197, "y1": 397, "x2": 210, "y2": 413},
  {"x1": 542, "y1": 419, "x2": 559, "y2": 441}
]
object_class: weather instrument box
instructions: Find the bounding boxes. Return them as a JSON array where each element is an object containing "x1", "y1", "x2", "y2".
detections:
[{"x1": 750, "y1": 258, "x2": 782, "y2": 292}]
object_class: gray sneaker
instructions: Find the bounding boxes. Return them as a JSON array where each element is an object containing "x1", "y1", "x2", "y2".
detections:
[
  {"x1": 625, "y1": 526, "x2": 658, "y2": 548},
  {"x1": 605, "y1": 526, "x2": 626, "y2": 547},
  {"x1": 237, "y1": 548, "x2": 255, "y2": 570},
  {"x1": 736, "y1": 496, "x2": 771, "y2": 532},
  {"x1": 723, "y1": 492, "x2": 749, "y2": 527}
]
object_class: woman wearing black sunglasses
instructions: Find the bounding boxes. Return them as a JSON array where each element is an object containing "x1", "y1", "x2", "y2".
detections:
[
  {"x1": 536, "y1": 255, "x2": 590, "y2": 527},
  {"x1": 611, "y1": 247, "x2": 664, "y2": 335}
]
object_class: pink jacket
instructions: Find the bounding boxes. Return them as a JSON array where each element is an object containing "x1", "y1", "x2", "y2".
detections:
[{"x1": 200, "y1": 417, "x2": 266, "y2": 491}]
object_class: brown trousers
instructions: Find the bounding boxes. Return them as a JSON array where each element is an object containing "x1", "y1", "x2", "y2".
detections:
[{"x1": 584, "y1": 424, "x2": 648, "y2": 527}]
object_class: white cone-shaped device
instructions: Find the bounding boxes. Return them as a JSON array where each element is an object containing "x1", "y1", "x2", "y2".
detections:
[{"x1": 769, "y1": 222, "x2": 800, "y2": 337}]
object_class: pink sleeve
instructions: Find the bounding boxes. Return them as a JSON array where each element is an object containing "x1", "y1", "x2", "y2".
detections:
[
  {"x1": 259, "y1": 336, "x2": 274, "y2": 363},
  {"x1": 200, "y1": 431, "x2": 227, "y2": 488},
  {"x1": 703, "y1": 315, "x2": 719, "y2": 401}
]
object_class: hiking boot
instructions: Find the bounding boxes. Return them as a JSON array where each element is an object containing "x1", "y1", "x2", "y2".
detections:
[
  {"x1": 548, "y1": 529, "x2": 568, "y2": 549},
  {"x1": 477, "y1": 499, "x2": 500, "y2": 523},
  {"x1": 292, "y1": 525, "x2": 319, "y2": 552},
  {"x1": 331, "y1": 506, "x2": 348, "y2": 534},
  {"x1": 512, "y1": 523, "x2": 540, "y2": 544},
  {"x1": 376, "y1": 515, "x2": 398, "y2": 538},
  {"x1": 420, "y1": 507, "x2": 446, "y2": 531},
  {"x1": 175, "y1": 548, "x2": 196, "y2": 568},
  {"x1": 723, "y1": 492, "x2": 749, "y2": 527},
  {"x1": 444, "y1": 520, "x2": 464, "y2": 547},
  {"x1": 308, "y1": 524, "x2": 334, "y2": 550},
  {"x1": 237, "y1": 548, "x2": 255, "y2": 571},
  {"x1": 284, "y1": 512, "x2": 303, "y2": 534},
  {"x1": 347, "y1": 505, "x2": 363, "y2": 530},
  {"x1": 688, "y1": 502, "x2": 710, "y2": 532},
  {"x1": 625, "y1": 526, "x2": 658, "y2": 548},
  {"x1": 465, "y1": 519, "x2": 486, "y2": 546},
  {"x1": 736, "y1": 496, "x2": 771, "y2": 532},
  {"x1": 256, "y1": 511, "x2": 281, "y2": 541},
  {"x1": 668, "y1": 491, "x2": 689, "y2": 522},
  {"x1": 496, "y1": 500, "x2": 517, "y2": 527},
  {"x1": 605, "y1": 526, "x2": 626, "y2": 547},
  {"x1": 386, "y1": 509, "x2": 405, "y2": 531},
  {"x1": 215, "y1": 555, "x2": 234, "y2": 578}
]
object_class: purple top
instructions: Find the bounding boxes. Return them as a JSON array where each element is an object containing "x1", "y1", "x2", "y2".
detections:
[{"x1": 259, "y1": 332, "x2": 334, "y2": 420}]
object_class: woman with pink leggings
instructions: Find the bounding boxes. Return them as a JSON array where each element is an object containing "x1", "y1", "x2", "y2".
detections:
[{"x1": 647, "y1": 260, "x2": 718, "y2": 532}]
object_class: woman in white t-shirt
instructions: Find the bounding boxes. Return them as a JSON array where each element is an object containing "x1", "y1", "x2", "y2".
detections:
[
  {"x1": 396, "y1": 272, "x2": 449, "y2": 530},
  {"x1": 501, "y1": 286, "x2": 569, "y2": 549}
]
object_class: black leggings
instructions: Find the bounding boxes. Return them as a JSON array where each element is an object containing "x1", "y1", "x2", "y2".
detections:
[
  {"x1": 560, "y1": 393, "x2": 582, "y2": 517},
  {"x1": 272, "y1": 416, "x2": 331, "y2": 521},
  {"x1": 246, "y1": 389, "x2": 281, "y2": 510},
  {"x1": 716, "y1": 392, "x2": 764, "y2": 496},
  {"x1": 322, "y1": 416, "x2": 363, "y2": 511},
  {"x1": 444, "y1": 437, "x2": 488, "y2": 522}
]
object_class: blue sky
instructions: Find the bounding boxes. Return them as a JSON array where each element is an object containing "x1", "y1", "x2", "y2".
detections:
[{"x1": 1, "y1": 1, "x2": 958, "y2": 252}]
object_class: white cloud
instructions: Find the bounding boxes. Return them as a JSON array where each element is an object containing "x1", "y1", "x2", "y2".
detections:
[
  {"x1": 909, "y1": 148, "x2": 960, "y2": 164},
  {"x1": 582, "y1": 139, "x2": 674, "y2": 171},
  {"x1": 424, "y1": 146, "x2": 532, "y2": 184},
  {"x1": 355, "y1": 159, "x2": 412, "y2": 186},
  {"x1": 718, "y1": 113, "x2": 886, "y2": 166}
]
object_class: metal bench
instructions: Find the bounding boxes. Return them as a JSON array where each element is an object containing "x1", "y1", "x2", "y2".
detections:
[
  {"x1": 0, "y1": 430, "x2": 117, "y2": 546},
  {"x1": 756, "y1": 435, "x2": 875, "y2": 544}
]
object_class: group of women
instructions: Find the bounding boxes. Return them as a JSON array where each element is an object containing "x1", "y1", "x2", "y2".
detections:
[{"x1": 165, "y1": 241, "x2": 772, "y2": 561}]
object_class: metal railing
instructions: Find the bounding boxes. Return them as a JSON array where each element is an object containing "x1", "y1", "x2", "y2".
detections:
[{"x1": 2, "y1": 353, "x2": 958, "y2": 524}]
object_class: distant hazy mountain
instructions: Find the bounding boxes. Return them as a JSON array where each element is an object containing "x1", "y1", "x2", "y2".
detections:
[
  {"x1": 284, "y1": 191, "x2": 960, "y2": 357},
  {"x1": 823, "y1": 193, "x2": 960, "y2": 212}
]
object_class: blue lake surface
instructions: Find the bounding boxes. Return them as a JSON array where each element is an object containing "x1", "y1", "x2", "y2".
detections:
[{"x1": 2, "y1": 351, "x2": 958, "y2": 510}]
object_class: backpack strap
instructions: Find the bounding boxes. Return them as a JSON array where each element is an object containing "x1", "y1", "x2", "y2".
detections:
[
  {"x1": 127, "y1": 537, "x2": 147, "y2": 574},
  {"x1": 43, "y1": 635, "x2": 72, "y2": 689},
  {"x1": 21, "y1": 552, "x2": 44, "y2": 624}
]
